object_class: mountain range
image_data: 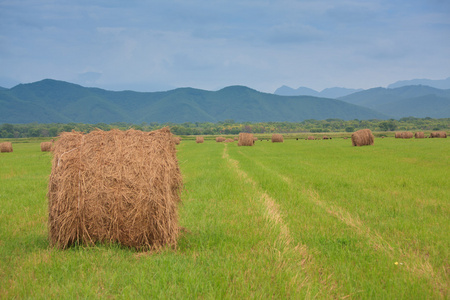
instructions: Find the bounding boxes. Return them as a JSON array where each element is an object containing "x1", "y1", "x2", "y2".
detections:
[
  {"x1": 0, "y1": 79, "x2": 388, "y2": 124},
  {"x1": 338, "y1": 85, "x2": 450, "y2": 119},
  {"x1": 0, "y1": 79, "x2": 449, "y2": 124},
  {"x1": 274, "y1": 86, "x2": 363, "y2": 98},
  {"x1": 274, "y1": 77, "x2": 450, "y2": 97}
]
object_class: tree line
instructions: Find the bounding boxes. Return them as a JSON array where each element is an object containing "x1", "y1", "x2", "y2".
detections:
[{"x1": 0, "y1": 117, "x2": 448, "y2": 138}]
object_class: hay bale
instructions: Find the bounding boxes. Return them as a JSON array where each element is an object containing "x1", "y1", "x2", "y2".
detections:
[
  {"x1": 396, "y1": 132, "x2": 413, "y2": 139},
  {"x1": 41, "y1": 142, "x2": 53, "y2": 152},
  {"x1": 234, "y1": 137, "x2": 238, "y2": 141},
  {"x1": 173, "y1": 136, "x2": 181, "y2": 145},
  {"x1": 271, "y1": 134, "x2": 284, "y2": 143},
  {"x1": 351, "y1": 129, "x2": 374, "y2": 146},
  {"x1": 224, "y1": 138, "x2": 234, "y2": 143},
  {"x1": 322, "y1": 136, "x2": 329, "y2": 140},
  {"x1": 414, "y1": 132, "x2": 425, "y2": 139},
  {"x1": 430, "y1": 131, "x2": 447, "y2": 138},
  {"x1": 307, "y1": 136, "x2": 315, "y2": 140},
  {"x1": 47, "y1": 128, "x2": 182, "y2": 250},
  {"x1": 402, "y1": 132, "x2": 413, "y2": 139},
  {"x1": 216, "y1": 137, "x2": 226, "y2": 142},
  {"x1": 196, "y1": 136, "x2": 204, "y2": 143},
  {"x1": 0, "y1": 142, "x2": 13, "y2": 153},
  {"x1": 238, "y1": 132, "x2": 255, "y2": 146}
]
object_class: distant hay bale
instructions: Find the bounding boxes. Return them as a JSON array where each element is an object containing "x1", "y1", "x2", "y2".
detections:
[
  {"x1": 224, "y1": 138, "x2": 234, "y2": 143},
  {"x1": 322, "y1": 136, "x2": 329, "y2": 140},
  {"x1": 351, "y1": 129, "x2": 374, "y2": 146},
  {"x1": 271, "y1": 134, "x2": 284, "y2": 143},
  {"x1": 0, "y1": 142, "x2": 13, "y2": 153},
  {"x1": 173, "y1": 136, "x2": 181, "y2": 145},
  {"x1": 234, "y1": 137, "x2": 238, "y2": 141},
  {"x1": 41, "y1": 142, "x2": 53, "y2": 152},
  {"x1": 414, "y1": 132, "x2": 425, "y2": 139},
  {"x1": 47, "y1": 127, "x2": 182, "y2": 250},
  {"x1": 395, "y1": 132, "x2": 413, "y2": 139},
  {"x1": 216, "y1": 137, "x2": 226, "y2": 142},
  {"x1": 196, "y1": 136, "x2": 204, "y2": 143},
  {"x1": 402, "y1": 132, "x2": 413, "y2": 139},
  {"x1": 307, "y1": 136, "x2": 315, "y2": 140},
  {"x1": 238, "y1": 132, "x2": 255, "y2": 146},
  {"x1": 430, "y1": 131, "x2": 447, "y2": 138}
]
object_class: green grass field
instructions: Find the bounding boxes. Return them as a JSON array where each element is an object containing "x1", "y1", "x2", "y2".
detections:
[{"x1": 0, "y1": 137, "x2": 448, "y2": 299}]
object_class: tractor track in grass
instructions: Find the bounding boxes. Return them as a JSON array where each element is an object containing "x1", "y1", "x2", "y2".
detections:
[
  {"x1": 223, "y1": 143, "x2": 447, "y2": 298},
  {"x1": 304, "y1": 188, "x2": 449, "y2": 297},
  {"x1": 222, "y1": 144, "x2": 340, "y2": 297}
]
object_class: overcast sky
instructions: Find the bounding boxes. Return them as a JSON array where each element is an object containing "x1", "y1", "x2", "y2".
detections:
[{"x1": 1, "y1": 0, "x2": 449, "y2": 93}]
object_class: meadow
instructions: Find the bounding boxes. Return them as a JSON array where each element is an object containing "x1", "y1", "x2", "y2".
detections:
[{"x1": 0, "y1": 136, "x2": 448, "y2": 299}]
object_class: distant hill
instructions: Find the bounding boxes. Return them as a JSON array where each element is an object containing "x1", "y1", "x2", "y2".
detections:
[
  {"x1": 274, "y1": 85, "x2": 362, "y2": 98},
  {"x1": 275, "y1": 85, "x2": 320, "y2": 97},
  {"x1": 338, "y1": 85, "x2": 450, "y2": 118},
  {"x1": 0, "y1": 79, "x2": 388, "y2": 124},
  {"x1": 388, "y1": 77, "x2": 450, "y2": 89}
]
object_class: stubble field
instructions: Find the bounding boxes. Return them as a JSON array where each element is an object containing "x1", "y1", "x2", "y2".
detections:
[{"x1": 0, "y1": 136, "x2": 448, "y2": 299}]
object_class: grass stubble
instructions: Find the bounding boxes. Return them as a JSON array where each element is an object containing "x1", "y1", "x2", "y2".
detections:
[{"x1": 0, "y1": 137, "x2": 448, "y2": 298}]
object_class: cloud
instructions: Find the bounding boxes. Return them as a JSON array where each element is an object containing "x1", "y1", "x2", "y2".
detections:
[
  {"x1": 0, "y1": 0, "x2": 449, "y2": 93},
  {"x1": 267, "y1": 23, "x2": 325, "y2": 44},
  {"x1": 76, "y1": 71, "x2": 102, "y2": 85}
]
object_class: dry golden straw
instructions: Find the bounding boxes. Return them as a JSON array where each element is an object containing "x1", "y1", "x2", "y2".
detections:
[
  {"x1": 395, "y1": 132, "x2": 413, "y2": 139},
  {"x1": 238, "y1": 132, "x2": 255, "y2": 146},
  {"x1": 224, "y1": 138, "x2": 234, "y2": 143},
  {"x1": 307, "y1": 136, "x2": 315, "y2": 140},
  {"x1": 41, "y1": 142, "x2": 53, "y2": 152},
  {"x1": 0, "y1": 142, "x2": 13, "y2": 153},
  {"x1": 271, "y1": 134, "x2": 284, "y2": 143},
  {"x1": 173, "y1": 136, "x2": 181, "y2": 145},
  {"x1": 47, "y1": 127, "x2": 182, "y2": 251},
  {"x1": 216, "y1": 137, "x2": 226, "y2": 142},
  {"x1": 414, "y1": 132, "x2": 425, "y2": 139},
  {"x1": 430, "y1": 131, "x2": 447, "y2": 138},
  {"x1": 196, "y1": 136, "x2": 204, "y2": 143},
  {"x1": 351, "y1": 129, "x2": 374, "y2": 146}
]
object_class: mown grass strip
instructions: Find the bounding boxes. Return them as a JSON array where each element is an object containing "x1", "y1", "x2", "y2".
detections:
[{"x1": 227, "y1": 138, "x2": 449, "y2": 298}]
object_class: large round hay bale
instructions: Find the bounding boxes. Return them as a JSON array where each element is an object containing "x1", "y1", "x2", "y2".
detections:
[
  {"x1": 41, "y1": 142, "x2": 53, "y2": 152},
  {"x1": 196, "y1": 136, "x2": 204, "y2": 143},
  {"x1": 0, "y1": 142, "x2": 13, "y2": 153},
  {"x1": 414, "y1": 132, "x2": 425, "y2": 139},
  {"x1": 47, "y1": 127, "x2": 182, "y2": 250},
  {"x1": 307, "y1": 136, "x2": 315, "y2": 140},
  {"x1": 271, "y1": 134, "x2": 284, "y2": 143},
  {"x1": 216, "y1": 137, "x2": 226, "y2": 142},
  {"x1": 395, "y1": 132, "x2": 401, "y2": 138},
  {"x1": 238, "y1": 132, "x2": 255, "y2": 146},
  {"x1": 430, "y1": 131, "x2": 447, "y2": 138},
  {"x1": 351, "y1": 129, "x2": 374, "y2": 146},
  {"x1": 173, "y1": 136, "x2": 181, "y2": 145},
  {"x1": 224, "y1": 138, "x2": 234, "y2": 143}
]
